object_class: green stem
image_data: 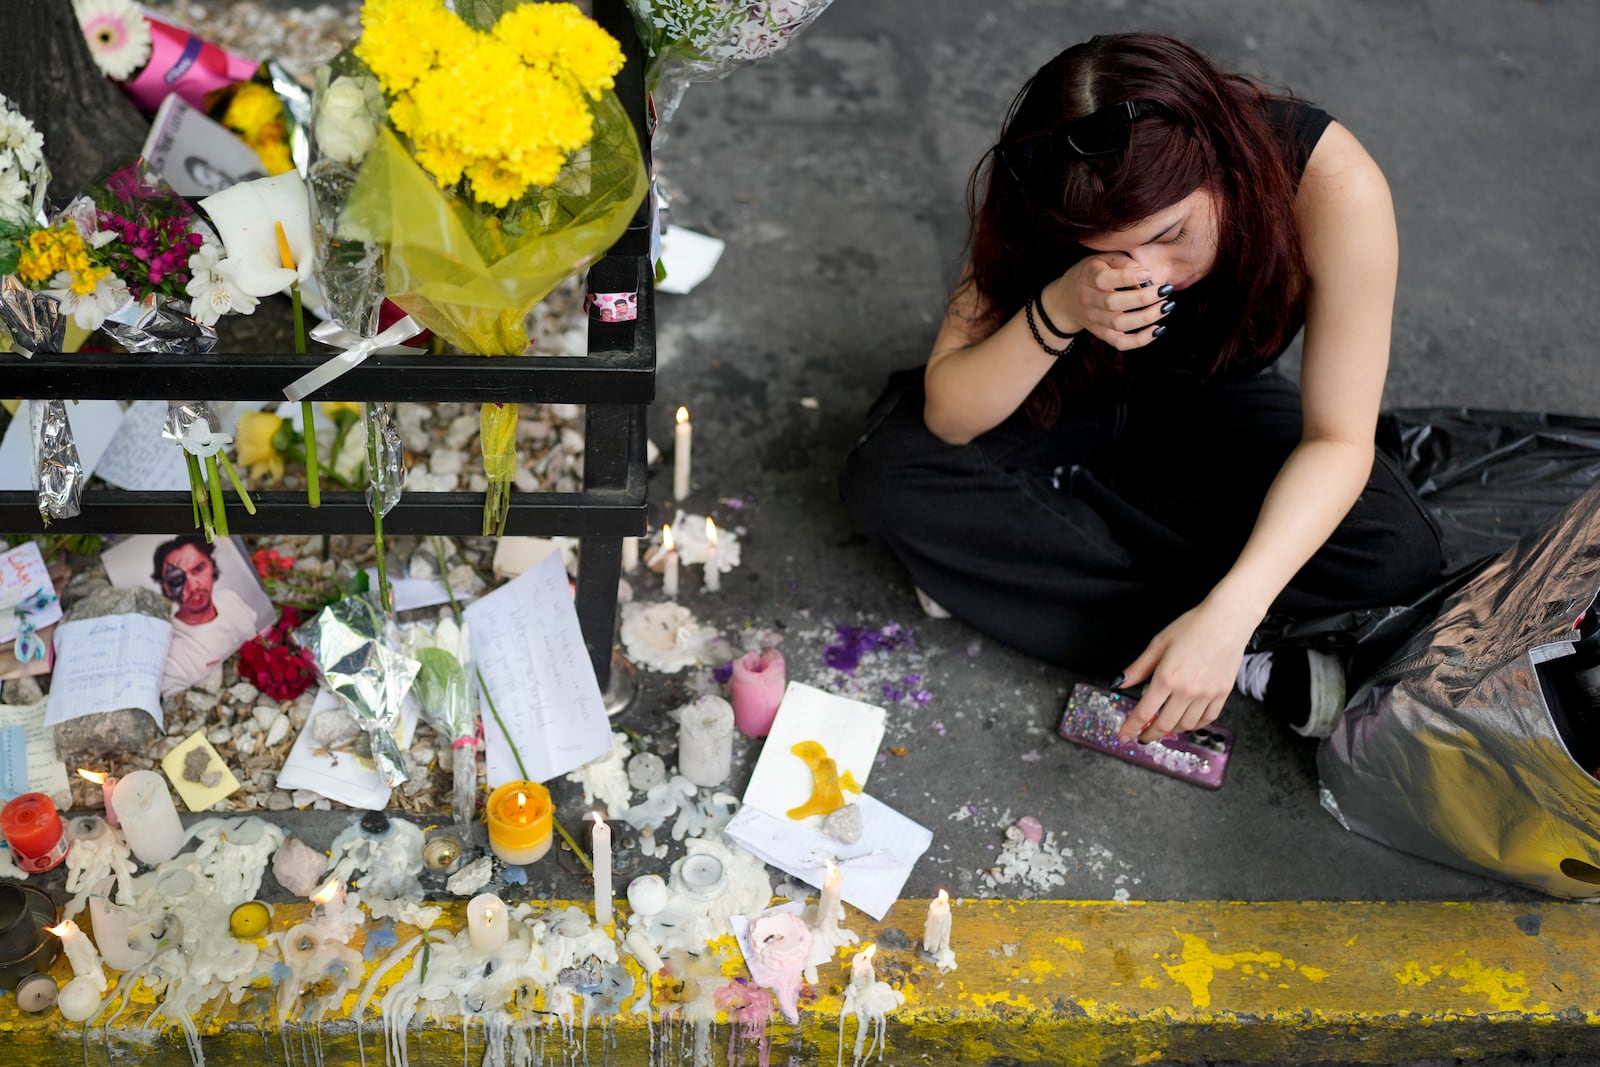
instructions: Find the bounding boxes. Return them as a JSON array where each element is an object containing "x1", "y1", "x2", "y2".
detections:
[
  {"x1": 302, "y1": 402, "x2": 320, "y2": 508},
  {"x1": 185, "y1": 452, "x2": 214, "y2": 540},
  {"x1": 475, "y1": 665, "x2": 527, "y2": 780},
  {"x1": 373, "y1": 498, "x2": 389, "y2": 613},
  {"x1": 206, "y1": 454, "x2": 228, "y2": 537},
  {"x1": 433, "y1": 535, "x2": 462, "y2": 620},
  {"x1": 216, "y1": 452, "x2": 256, "y2": 515}
]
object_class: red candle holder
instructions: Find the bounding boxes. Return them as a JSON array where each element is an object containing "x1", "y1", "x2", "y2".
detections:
[{"x1": 0, "y1": 793, "x2": 70, "y2": 874}]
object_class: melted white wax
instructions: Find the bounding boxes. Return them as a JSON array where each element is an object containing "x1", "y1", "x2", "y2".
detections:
[{"x1": 566, "y1": 730, "x2": 633, "y2": 817}]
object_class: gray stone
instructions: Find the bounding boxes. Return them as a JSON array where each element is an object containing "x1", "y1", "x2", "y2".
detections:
[
  {"x1": 51, "y1": 586, "x2": 169, "y2": 761},
  {"x1": 445, "y1": 855, "x2": 494, "y2": 896},
  {"x1": 1, "y1": 676, "x2": 45, "y2": 706},
  {"x1": 822, "y1": 803, "x2": 864, "y2": 846}
]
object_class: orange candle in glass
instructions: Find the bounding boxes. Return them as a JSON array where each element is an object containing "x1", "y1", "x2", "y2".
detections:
[{"x1": 485, "y1": 781, "x2": 553, "y2": 865}]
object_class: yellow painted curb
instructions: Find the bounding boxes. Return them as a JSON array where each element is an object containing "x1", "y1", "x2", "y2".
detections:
[{"x1": 2, "y1": 899, "x2": 1596, "y2": 1065}]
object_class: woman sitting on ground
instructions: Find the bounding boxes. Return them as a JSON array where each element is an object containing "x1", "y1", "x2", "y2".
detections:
[{"x1": 841, "y1": 33, "x2": 1444, "y2": 741}]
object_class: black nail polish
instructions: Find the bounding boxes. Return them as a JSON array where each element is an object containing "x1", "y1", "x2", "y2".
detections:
[
  {"x1": 1157, "y1": 283, "x2": 1174, "y2": 297},
  {"x1": 1160, "y1": 300, "x2": 1176, "y2": 314},
  {"x1": 1138, "y1": 280, "x2": 1153, "y2": 288},
  {"x1": 1109, "y1": 672, "x2": 1125, "y2": 690},
  {"x1": 1152, "y1": 324, "x2": 1167, "y2": 338}
]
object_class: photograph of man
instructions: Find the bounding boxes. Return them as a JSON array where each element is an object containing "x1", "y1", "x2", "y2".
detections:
[{"x1": 102, "y1": 534, "x2": 275, "y2": 697}]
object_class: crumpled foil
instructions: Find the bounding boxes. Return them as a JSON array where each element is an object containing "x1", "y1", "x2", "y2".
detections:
[
  {"x1": 308, "y1": 158, "x2": 384, "y2": 338},
  {"x1": 1319, "y1": 477, "x2": 1600, "y2": 900},
  {"x1": 295, "y1": 596, "x2": 421, "y2": 787},
  {"x1": 161, "y1": 401, "x2": 229, "y2": 458},
  {"x1": 0, "y1": 275, "x2": 66, "y2": 356},
  {"x1": 266, "y1": 59, "x2": 314, "y2": 175},
  {"x1": 101, "y1": 296, "x2": 218, "y2": 355},
  {"x1": 30, "y1": 399, "x2": 84, "y2": 522},
  {"x1": 365, "y1": 401, "x2": 404, "y2": 518}
]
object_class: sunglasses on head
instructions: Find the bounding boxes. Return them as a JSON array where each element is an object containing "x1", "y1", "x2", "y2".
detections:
[{"x1": 997, "y1": 99, "x2": 1170, "y2": 183}]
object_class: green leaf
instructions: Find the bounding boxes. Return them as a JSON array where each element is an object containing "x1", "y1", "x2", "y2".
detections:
[{"x1": 412, "y1": 646, "x2": 465, "y2": 712}]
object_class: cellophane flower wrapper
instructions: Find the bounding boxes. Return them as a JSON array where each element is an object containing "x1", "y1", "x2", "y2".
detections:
[
  {"x1": 294, "y1": 595, "x2": 420, "y2": 787},
  {"x1": 307, "y1": 52, "x2": 386, "y2": 340},
  {"x1": 0, "y1": 277, "x2": 80, "y2": 521},
  {"x1": 628, "y1": 0, "x2": 838, "y2": 126},
  {"x1": 404, "y1": 617, "x2": 479, "y2": 827},
  {"x1": 364, "y1": 400, "x2": 404, "y2": 519},
  {"x1": 337, "y1": 93, "x2": 647, "y2": 356}
]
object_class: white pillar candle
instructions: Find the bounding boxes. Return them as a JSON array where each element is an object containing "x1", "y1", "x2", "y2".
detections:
[
  {"x1": 110, "y1": 770, "x2": 184, "y2": 866},
  {"x1": 624, "y1": 925, "x2": 663, "y2": 975},
  {"x1": 703, "y1": 517, "x2": 721, "y2": 593},
  {"x1": 816, "y1": 861, "x2": 845, "y2": 941},
  {"x1": 848, "y1": 943, "x2": 878, "y2": 993},
  {"x1": 48, "y1": 920, "x2": 107, "y2": 993},
  {"x1": 590, "y1": 813, "x2": 613, "y2": 927},
  {"x1": 311, "y1": 878, "x2": 346, "y2": 921},
  {"x1": 621, "y1": 536, "x2": 640, "y2": 574},
  {"x1": 661, "y1": 524, "x2": 679, "y2": 599},
  {"x1": 672, "y1": 406, "x2": 692, "y2": 500},
  {"x1": 627, "y1": 874, "x2": 668, "y2": 917},
  {"x1": 466, "y1": 893, "x2": 509, "y2": 952},
  {"x1": 57, "y1": 975, "x2": 104, "y2": 1023},
  {"x1": 922, "y1": 888, "x2": 956, "y2": 971},
  {"x1": 676, "y1": 695, "x2": 734, "y2": 788}
]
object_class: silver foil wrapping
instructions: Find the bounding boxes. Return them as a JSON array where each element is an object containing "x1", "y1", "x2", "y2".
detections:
[
  {"x1": 295, "y1": 596, "x2": 420, "y2": 788},
  {"x1": 30, "y1": 399, "x2": 84, "y2": 522},
  {"x1": 364, "y1": 401, "x2": 404, "y2": 518},
  {"x1": 1319, "y1": 478, "x2": 1600, "y2": 899},
  {"x1": 161, "y1": 401, "x2": 227, "y2": 458},
  {"x1": 101, "y1": 296, "x2": 218, "y2": 355},
  {"x1": 0, "y1": 275, "x2": 66, "y2": 356}
]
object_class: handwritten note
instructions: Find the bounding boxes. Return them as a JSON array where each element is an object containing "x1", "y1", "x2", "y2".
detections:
[
  {"x1": 0, "y1": 700, "x2": 70, "y2": 803},
  {"x1": 0, "y1": 399, "x2": 126, "y2": 489},
  {"x1": 44, "y1": 614, "x2": 172, "y2": 729},
  {"x1": 464, "y1": 551, "x2": 611, "y2": 786},
  {"x1": 0, "y1": 541, "x2": 62, "y2": 642},
  {"x1": 95, "y1": 400, "x2": 191, "y2": 491}
]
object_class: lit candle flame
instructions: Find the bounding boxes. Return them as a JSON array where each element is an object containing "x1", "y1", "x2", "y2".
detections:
[
  {"x1": 588, "y1": 811, "x2": 606, "y2": 829},
  {"x1": 826, "y1": 860, "x2": 839, "y2": 879},
  {"x1": 705, "y1": 516, "x2": 718, "y2": 546},
  {"x1": 937, "y1": 888, "x2": 949, "y2": 905},
  {"x1": 310, "y1": 880, "x2": 343, "y2": 906},
  {"x1": 676, "y1": 406, "x2": 689, "y2": 425},
  {"x1": 274, "y1": 221, "x2": 296, "y2": 271},
  {"x1": 662, "y1": 524, "x2": 675, "y2": 552},
  {"x1": 859, "y1": 943, "x2": 876, "y2": 963},
  {"x1": 77, "y1": 769, "x2": 107, "y2": 785},
  {"x1": 515, "y1": 791, "x2": 527, "y2": 816},
  {"x1": 46, "y1": 921, "x2": 74, "y2": 937}
]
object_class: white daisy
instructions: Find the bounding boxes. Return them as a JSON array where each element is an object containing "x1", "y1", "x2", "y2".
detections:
[
  {"x1": 0, "y1": 106, "x2": 45, "y2": 175},
  {"x1": 72, "y1": 0, "x2": 153, "y2": 82},
  {"x1": 0, "y1": 167, "x2": 29, "y2": 224}
]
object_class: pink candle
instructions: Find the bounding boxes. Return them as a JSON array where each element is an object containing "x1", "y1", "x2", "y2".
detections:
[
  {"x1": 78, "y1": 770, "x2": 118, "y2": 828},
  {"x1": 729, "y1": 649, "x2": 786, "y2": 737}
]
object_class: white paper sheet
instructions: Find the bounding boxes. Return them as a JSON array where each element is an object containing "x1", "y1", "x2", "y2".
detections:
[
  {"x1": 464, "y1": 551, "x2": 611, "y2": 786},
  {"x1": 724, "y1": 794, "x2": 932, "y2": 921},
  {"x1": 0, "y1": 399, "x2": 126, "y2": 490},
  {"x1": 741, "y1": 682, "x2": 886, "y2": 823},
  {"x1": 361, "y1": 570, "x2": 474, "y2": 612},
  {"x1": 44, "y1": 614, "x2": 172, "y2": 728},
  {"x1": 275, "y1": 687, "x2": 421, "y2": 810},
  {"x1": 0, "y1": 541, "x2": 63, "y2": 642},
  {"x1": 0, "y1": 699, "x2": 70, "y2": 801},
  {"x1": 94, "y1": 399, "x2": 191, "y2": 491},
  {"x1": 657, "y1": 225, "x2": 726, "y2": 295}
]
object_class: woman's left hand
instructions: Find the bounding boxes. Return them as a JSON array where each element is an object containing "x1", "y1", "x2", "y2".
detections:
[{"x1": 1114, "y1": 598, "x2": 1259, "y2": 743}]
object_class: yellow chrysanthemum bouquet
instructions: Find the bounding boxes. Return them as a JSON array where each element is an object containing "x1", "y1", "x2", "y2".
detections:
[{"x1": 313, "y1": 0, "x2": 648, "y2": 533}]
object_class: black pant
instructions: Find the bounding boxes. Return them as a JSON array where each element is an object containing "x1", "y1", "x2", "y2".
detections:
[{"x1": 839, "y1": 367, "x2": 1446, "y2": 673}]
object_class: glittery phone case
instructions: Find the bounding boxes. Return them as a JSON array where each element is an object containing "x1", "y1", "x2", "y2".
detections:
[{"x1": 1057, "y1": 683, "x2": 1234, "y2": 790}]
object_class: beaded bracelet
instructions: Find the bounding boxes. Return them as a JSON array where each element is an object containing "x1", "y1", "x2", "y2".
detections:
[
  {"x1": 1032, "y1": 289, "x2": 1076, "y2": 340},
  {"x1": 1024, "y1": 297, "x2": 1077, "y2": 359}
]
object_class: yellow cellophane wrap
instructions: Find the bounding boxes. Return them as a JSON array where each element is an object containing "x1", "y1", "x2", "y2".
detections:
[{"x1": 339, "y1": 87, "x2": 646, "y2": 355}]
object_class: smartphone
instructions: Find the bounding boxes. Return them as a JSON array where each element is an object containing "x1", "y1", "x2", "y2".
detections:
[{"x1": 1056, "y1": 683, "x2": 1234, "y2": 789}]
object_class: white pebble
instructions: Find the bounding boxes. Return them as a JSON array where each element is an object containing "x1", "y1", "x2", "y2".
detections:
[
  {"x1": 265, "y1": 715, "x2": 291, "y2": 748},
  {"x1": 229, "y1": 682, "x2": 260, "y2": 705},
  {"x1": 207, "y1": 726, "x2": 232, "y2": 746},
  {"x1": 445, "y1": 414, "x2": 479, "y2": 449}
]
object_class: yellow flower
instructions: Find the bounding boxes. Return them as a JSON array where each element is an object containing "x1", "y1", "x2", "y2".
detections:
[
  {"x1": 465, "y1": 158, "x2": 527, "y2": 209},
  {"x1": 491, "y1": 2, "x2": 624, "y2": 98},
  {"x1": 16, "y1": 224, "x2": 106, "y2": 294},
  {"x1": 250, "y1": 136, "x2": 295, "y2": 176},
  {"x1": 413, "y1": 134, "x2": 468, "y2": 187},
  {"x1": 222, "y1": 83, "x2": 287, "y2": 140},
  {"x1": 320, "y1": 401, "x2": 361, "y2": 425},
  {"x1": 236, "y1": 411, "x2": 287, "y2": 481}
]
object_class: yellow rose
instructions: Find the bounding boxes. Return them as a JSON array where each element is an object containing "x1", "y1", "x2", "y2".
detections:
[{"x1": 236, "y1": 411, "x2": 287, "y2": 481}]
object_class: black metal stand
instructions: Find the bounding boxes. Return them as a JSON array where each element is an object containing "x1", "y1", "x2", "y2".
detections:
[{"x1": 0, "y1": 0, "x2": 655, "y2": 689}]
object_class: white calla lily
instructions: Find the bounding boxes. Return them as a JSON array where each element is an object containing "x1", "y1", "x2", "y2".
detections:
[{"x1": 198, "y1": 172, "x2": 314, "y2": 298}]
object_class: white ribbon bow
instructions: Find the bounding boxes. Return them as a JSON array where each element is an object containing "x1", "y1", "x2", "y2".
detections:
[{"x1": 283, "y1": 316, "x2": 427, "y2": 401}]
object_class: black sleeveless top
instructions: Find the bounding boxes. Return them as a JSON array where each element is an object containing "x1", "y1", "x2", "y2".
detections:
[{"x1": 1049, "y1": 96, "x2": 1334, "y2": 398}]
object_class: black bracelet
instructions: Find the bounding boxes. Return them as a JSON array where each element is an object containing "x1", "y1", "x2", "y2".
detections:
[
  {"x1": 1024, "y1": 297, "x2": 1077, "y2": 358},
  {"x1": 1032, "y1": 289, "x2": 1077, "y2": 339}
]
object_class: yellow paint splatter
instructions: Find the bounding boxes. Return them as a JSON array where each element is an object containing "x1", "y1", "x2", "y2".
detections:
[
  {"x1": 1139, "y1": 976, "x2": 1161, "y2": 990},
  {"x1": 1447, "y1": 957, "x2": 1546, "y2": 1012},
  {"x1": 1027, "y1": 959, "x2": 1057, "y2": 978},
  {"x1": 1299, "y1": 966, "x2": 1328, "y2": 983},
  {"x1": 1395, "y1": 966, "x2": 1433, "y2": 991},
  {"x1": 1345, "y1": 933, "x2": 1359, "y2": 947},
  {"x1": 1161, "y1": 931, "x2": 1325, "y2": 1009},
  {"x1": 1054, "y1": 935, "x2": 1085, "y2": 952}
]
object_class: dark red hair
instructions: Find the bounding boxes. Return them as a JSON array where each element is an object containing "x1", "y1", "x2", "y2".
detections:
[{"x1": 963, "y1": 34, "x2": 1306, "y2": 422}]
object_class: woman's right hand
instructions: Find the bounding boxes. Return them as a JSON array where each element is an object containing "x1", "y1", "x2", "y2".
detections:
[{"x1": 1040, "y1": 252, "x2": 1174, "y2": 351}]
